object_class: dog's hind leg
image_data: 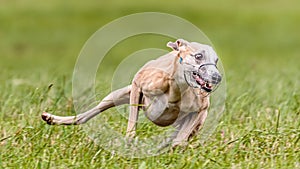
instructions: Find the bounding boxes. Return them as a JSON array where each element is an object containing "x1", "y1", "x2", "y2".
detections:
[{"x1": 41, "y1": 85, "x2": 131, "y2": 125}]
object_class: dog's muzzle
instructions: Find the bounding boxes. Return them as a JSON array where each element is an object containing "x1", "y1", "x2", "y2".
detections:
[{"x1": 184, "y1": 63, "x2": 222, "y2": 92}]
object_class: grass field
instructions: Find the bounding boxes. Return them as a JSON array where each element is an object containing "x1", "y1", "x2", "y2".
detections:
[{"x1": 0, "y1": 0, "x2": 299, "y2": 168}]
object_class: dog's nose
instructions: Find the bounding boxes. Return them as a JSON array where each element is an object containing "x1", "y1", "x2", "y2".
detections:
[{"x1": 211, "y1": 72, "x2": 222, "y2": 84}]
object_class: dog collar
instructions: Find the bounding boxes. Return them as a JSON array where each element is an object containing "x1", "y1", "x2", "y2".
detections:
[{"x1": 179, "y1": 57, "x2": 183, "y2": 64}]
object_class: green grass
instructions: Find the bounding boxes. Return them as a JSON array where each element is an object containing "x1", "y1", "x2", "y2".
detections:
[{"x1": 0, "y1": 0, "x2": 300, "y2": 168}]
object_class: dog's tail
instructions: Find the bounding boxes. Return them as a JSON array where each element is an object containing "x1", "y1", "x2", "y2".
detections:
[{"x1": 41, "y1": 85, "x2": 131, "y2": 125}]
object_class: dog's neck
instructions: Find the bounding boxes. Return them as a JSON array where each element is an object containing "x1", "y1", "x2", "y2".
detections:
[{"x1": 170, "y1": 53, "x2": 190, "y2": 91}]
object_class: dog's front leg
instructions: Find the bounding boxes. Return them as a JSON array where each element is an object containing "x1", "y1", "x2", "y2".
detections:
[
  {"x1": 126, "y1": 83, "x2": 141, "y2": 138},
  {"x1": 171, "y1": 110, "x2": 208, "y2": 147}
]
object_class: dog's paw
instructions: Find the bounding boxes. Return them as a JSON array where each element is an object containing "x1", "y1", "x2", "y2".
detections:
[
  {"x1": 172, "y1": 141, "x2": 188, "y2": 149},
  {"x1": 41, "y1": 112, "x2": 54, "y2": 125}
]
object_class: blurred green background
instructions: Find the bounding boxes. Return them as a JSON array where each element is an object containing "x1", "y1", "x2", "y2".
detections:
[
  {"x1": 1, "y1": 0, "x2": 299, "y2": 74},
  {"x1": 0, "y1": 0, "x2": 299, "y2": 168}
]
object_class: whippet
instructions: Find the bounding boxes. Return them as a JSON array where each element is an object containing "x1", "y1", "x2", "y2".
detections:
[{"x1": 42, "y1": 39, "x2": 222, "y2": 147}]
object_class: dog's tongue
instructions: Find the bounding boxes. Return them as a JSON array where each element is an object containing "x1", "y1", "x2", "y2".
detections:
[{"x1": 194, "y1": 75, "x2": 205, "y2": 86}]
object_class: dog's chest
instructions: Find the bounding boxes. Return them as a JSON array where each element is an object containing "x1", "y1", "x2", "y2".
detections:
[{"x1": 178, "y1": 89, "x2": 206, "y2": 113}]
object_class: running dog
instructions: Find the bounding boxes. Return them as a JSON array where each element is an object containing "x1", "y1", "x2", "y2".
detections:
[{"x1": 41, "y1": 39, "x2": 222, "y2": 147}]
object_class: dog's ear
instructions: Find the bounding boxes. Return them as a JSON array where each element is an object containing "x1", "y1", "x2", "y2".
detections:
[
  {"x1": 167, "y1": 41, "x2": 179, "y2": 51},
  {"x1": 167, "y1": 39, "x2": 187, "y2": 51}
]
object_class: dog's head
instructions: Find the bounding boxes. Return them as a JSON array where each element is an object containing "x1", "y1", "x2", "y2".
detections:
[{"x1": 167, "y1": 39, "x2": 222, "y2": 93}]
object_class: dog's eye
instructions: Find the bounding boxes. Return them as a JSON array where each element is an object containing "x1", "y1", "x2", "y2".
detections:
[{"x1": 194, "y1": 53, "x2": 203, "y2": 60}]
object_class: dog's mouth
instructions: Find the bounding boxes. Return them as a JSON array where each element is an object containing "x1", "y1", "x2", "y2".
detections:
[
  {"x1": 183, "y1": 68, "x2": 221, "y2": 93},
  {"x1": 191, "y1": 72, "x2": 213, "y2": 92}
]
